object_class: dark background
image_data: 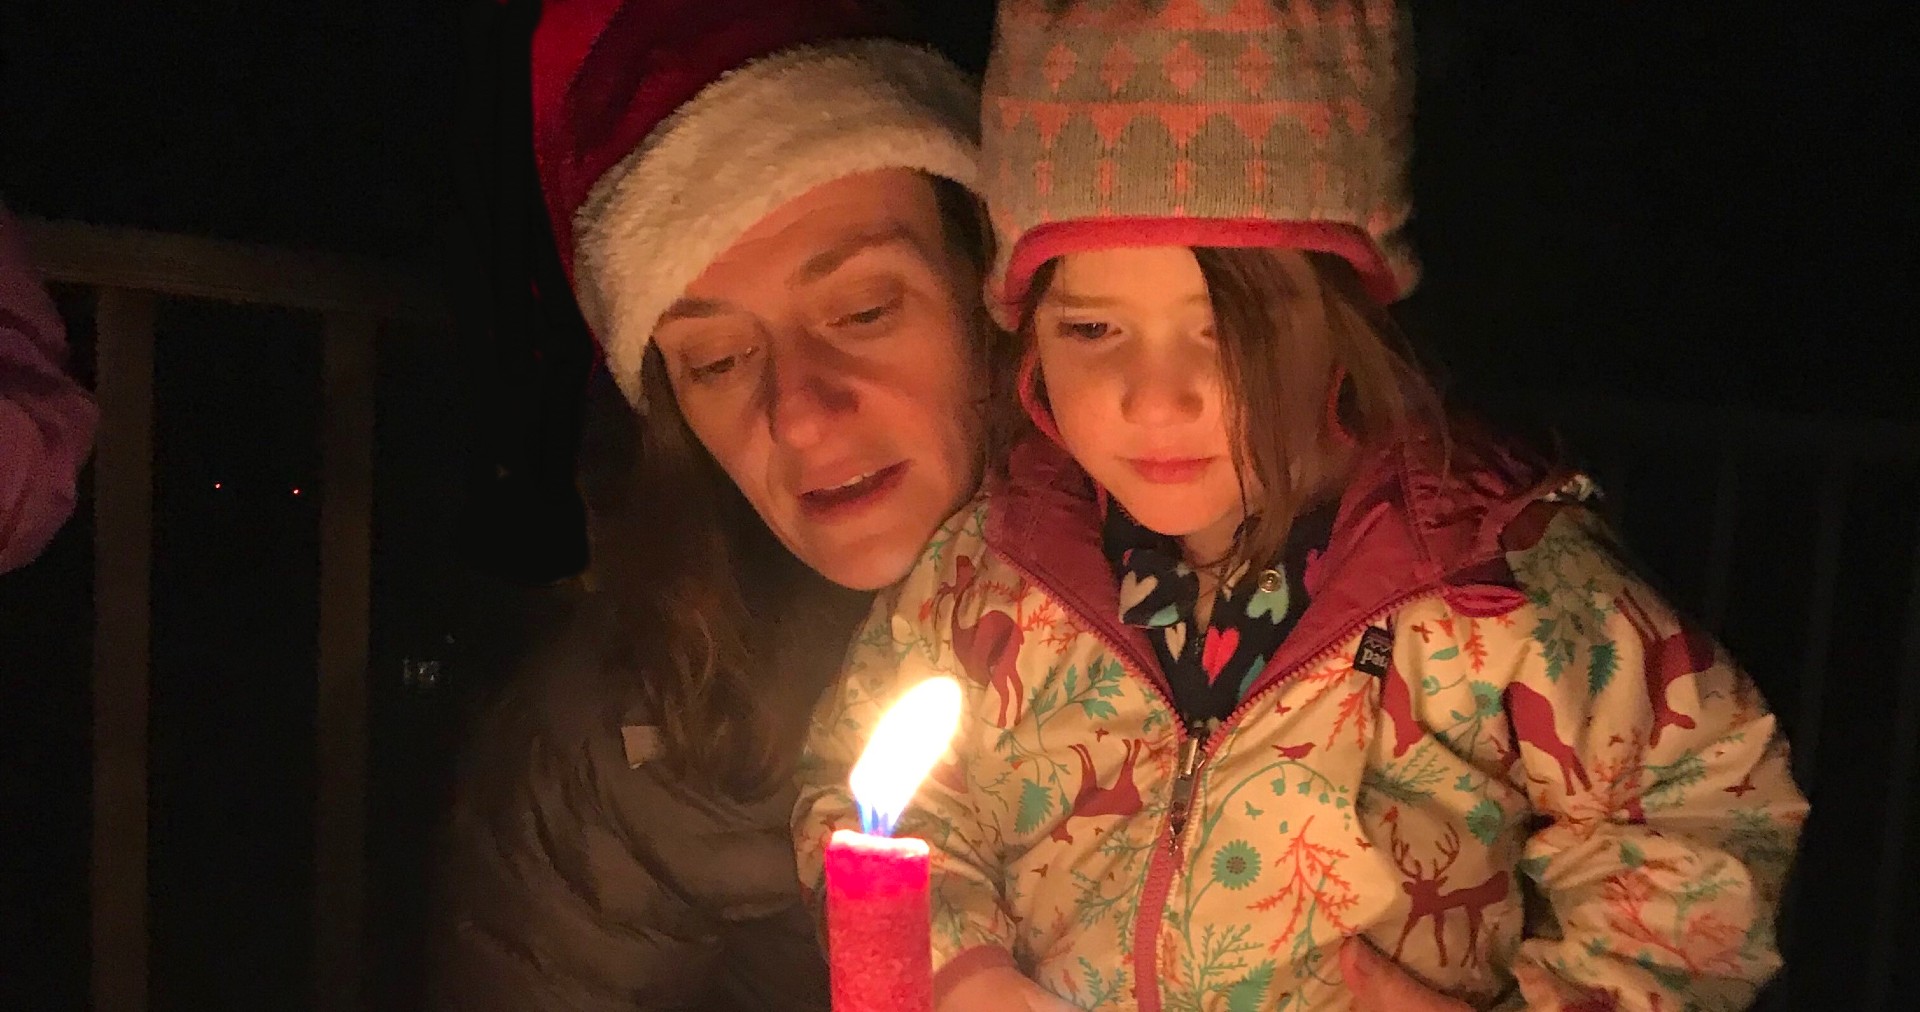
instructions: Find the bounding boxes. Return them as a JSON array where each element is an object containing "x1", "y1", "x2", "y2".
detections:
[{"x1": 2, "y1": 2, "x2": 1915, "y2": 1009}]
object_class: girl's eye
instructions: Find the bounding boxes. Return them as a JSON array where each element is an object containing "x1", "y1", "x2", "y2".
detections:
[
  {"x1": 1058, "y1": 320, "x2": 1112, "y2": 341},
  {"x1": 687, "y1": 345, "x2": 760, "y2": 383},
  {"x1": 833, "y1": 296, "x2": 902, "y2": 329}
]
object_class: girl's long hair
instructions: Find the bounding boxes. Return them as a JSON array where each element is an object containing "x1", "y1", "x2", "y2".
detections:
[
  {"x1": 587, "y1": 176, "x2": 998, "y2": 798},
  {"x1": 1020, "y1": 247, "x2": 1444, "y2": 577}
]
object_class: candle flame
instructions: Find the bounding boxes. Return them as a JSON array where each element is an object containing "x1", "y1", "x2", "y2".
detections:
[{"x1": 850, "y1": 677, "x2": 962, "y2": 837}]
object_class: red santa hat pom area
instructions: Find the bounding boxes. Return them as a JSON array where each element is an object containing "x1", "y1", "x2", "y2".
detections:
[{"x1": 533, "y1": 0, "x2": 982, "y2": 409}]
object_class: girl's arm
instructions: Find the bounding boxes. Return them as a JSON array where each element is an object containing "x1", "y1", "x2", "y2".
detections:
[
  {"x1": 792, "y1": 525, "x2": 1032, "y2": 1007},
  {"x1": 1493, "y1": 505, "x2": 1806, "y2": 1011}
]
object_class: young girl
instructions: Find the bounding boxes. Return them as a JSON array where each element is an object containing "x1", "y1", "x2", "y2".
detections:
[{"x1": 795, "y1": 2, "x2": 1805, "y2": 1010}]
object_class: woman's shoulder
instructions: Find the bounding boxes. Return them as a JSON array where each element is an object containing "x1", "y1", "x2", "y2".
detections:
[
  {"x1": 447, "y1": 593, "x2": 803, "y2": 901},
  {"x1": 449, "y1": 597, "x2": 642, "y2": 813},
  {"x1": 487, "y1": 594, "x2": 649, "y2": 747}
]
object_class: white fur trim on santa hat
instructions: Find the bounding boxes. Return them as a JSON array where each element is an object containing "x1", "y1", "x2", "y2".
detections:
[{"x1": 572, "y1": 39, "x2": 982, "y2": 409}]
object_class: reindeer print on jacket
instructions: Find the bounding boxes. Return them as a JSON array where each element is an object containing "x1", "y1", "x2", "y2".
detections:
[{"x1": 795, "y1": 433, "x2": 1806, "y2": 1012}]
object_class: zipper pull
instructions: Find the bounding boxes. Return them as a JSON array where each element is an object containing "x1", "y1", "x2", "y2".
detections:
[{"x1": 1167, "y1": 735, "x2": 1205, "y2": 839}]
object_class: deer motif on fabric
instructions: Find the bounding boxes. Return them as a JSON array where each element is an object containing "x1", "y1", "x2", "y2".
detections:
[
  {"x1": 931, "y1": 555, "x2": 1027, "y2": 727},
  {"x1": 1386, "y1": 813, "x2": 1510, "y2": 967},
  {"x1": 1051, "y1": 739, "x2": 1146, "y2": 844},
  {"x1": 1505, "y1": 682, "x2": 1592, "y2": 795},
  {"x1": 1614, "y1": 589, "x2": 1707, "y2": 748},
  {"x1": 1378, "y1": 655, "x2": 1424, "y2": 758}
]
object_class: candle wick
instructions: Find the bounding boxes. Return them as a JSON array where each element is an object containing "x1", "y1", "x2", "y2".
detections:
[{"x1": 857, "y1": 801, "x2": 898, "y2": 838}]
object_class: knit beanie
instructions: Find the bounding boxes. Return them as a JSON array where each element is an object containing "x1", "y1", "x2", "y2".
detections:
[
  {"x1": 981, "y1": 0, "x2": 1417, "y2": 325},
  {"x1": 532, "y1": 0, "x2": 983, "y2": 408}
]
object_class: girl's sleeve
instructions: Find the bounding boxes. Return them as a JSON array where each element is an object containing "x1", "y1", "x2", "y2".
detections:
[
  {"x1": 792, "y1": 553, "x2": 1023, "y2": 1000},
  {"x1": 1492, "y1": 505, "x2": 1806, "y2": 1011},
  {"x1": 0, "y1": 205, "x2": 97, "y2": 574}
]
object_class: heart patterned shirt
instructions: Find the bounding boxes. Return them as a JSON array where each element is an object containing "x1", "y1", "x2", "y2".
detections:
[{"x1": 1101, "y1": 502, "x2": 1338, "y2": 730}]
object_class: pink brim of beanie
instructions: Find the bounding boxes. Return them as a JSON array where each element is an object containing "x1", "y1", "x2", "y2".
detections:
[{"x1": 998, "y1": 217, "x2": 1400, "y2": 323}]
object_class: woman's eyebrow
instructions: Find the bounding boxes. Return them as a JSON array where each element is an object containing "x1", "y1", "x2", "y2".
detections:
[
  {"x1": 790, "y1": 226, "x2": 917, "y2": 286},
  {"x1": 656, "y1": 296, "x2": 731, "y2": 326}
]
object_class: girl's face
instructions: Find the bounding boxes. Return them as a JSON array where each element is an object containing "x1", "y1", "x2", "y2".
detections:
[{"x1": 1033, "y1": 246, "x2": 1250, "y2": 563}]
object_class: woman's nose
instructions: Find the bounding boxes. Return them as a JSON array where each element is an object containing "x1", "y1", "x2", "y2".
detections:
[{"x1": 767, "y1": 333, "x2": 857, "y2": 450}]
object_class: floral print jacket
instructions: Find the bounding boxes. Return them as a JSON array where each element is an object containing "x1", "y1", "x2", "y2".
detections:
[{"x1": 794, "y1": 432, "x2": 1805, "y2": 1012}]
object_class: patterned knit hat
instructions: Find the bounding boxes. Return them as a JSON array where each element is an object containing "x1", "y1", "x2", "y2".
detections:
[
  {"x1": 981, "y1": 0, "x2": 1416, "y2": 325},
  {"x1": 533, "y1": 0, "x2": 982, "y2": 408}
]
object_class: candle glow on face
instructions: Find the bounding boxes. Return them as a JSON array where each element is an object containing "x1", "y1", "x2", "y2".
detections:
[{"x1": 849, "y1": 677, "x2": 962, "y2": 836}]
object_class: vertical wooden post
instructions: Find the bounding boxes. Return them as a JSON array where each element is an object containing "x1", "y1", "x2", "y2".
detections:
[
  {"x1": 315, "y1": 312, "x2": 376, "y2": 1010},
  {"x1": 91, "y1": 287, "x2": 156, "y2": 1012}
]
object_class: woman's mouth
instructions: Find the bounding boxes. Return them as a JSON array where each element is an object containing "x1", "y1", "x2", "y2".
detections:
[
  {"x1": 1125, "y1": 457, "x2": 1217, "y2": 484},
  {"x1": 799, "y1": 462, "x2": 910, "y2": 518}
]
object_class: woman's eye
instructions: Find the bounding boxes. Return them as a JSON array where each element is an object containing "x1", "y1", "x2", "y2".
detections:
[
  {"x1": 833, "y1": 297, "x2": 902, "y2": 328},
  {"x1": 1059, "y1": 320, "x2": 1113, "y2": 341},
  {"x1": 687, "y1": 345, "x2": 759, "y2": 382}
]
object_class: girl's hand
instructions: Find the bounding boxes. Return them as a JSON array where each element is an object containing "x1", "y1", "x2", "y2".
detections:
[
  {"x1": 1341, "y1": 937, "x2": 1474, "y2": 1012},
  {"x1": 937, "y1": 964, "x2": 1081, "y2": 1012}
]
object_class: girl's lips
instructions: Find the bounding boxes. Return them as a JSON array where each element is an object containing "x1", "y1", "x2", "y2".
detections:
[
  {"x1": 798, "y1": 462, "x2": 909, "y2": 520},
  {"x1": 1125, "y1": 457, "x2": 1217, "y2": 484}
]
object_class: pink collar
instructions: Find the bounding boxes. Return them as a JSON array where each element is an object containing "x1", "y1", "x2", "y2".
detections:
[{"x1": 984, "y1": 427, "x2": 1571, "y2": 686}]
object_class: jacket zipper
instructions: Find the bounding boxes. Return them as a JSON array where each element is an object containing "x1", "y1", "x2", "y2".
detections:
[
  {"x1": 1166, "y1": 733, "x2": 1206, "y2": 841},
  {"x1": 1169, "y1": 587, "x2": 1445, "y2": 840},
  {"x1": 999, "y1": 544, "x2": 1444, "y2": 1011},
  {"x1": 1120, "y1": 591, "x2": 1436, "y2": 1012}
]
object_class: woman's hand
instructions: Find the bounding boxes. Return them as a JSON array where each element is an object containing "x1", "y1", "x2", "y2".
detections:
[{"x1": 1342, "y1": 937, "x2": 1474, "y2": 1012}]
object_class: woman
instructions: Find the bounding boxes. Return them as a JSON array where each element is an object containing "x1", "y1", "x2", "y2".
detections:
[{"x1": 427, "y1": 1, "x2": 1005, "y2": 1008}]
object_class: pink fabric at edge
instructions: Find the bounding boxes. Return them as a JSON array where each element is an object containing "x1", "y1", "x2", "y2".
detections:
[{"x1": 0, "y1": 204, "x2": 97, "y2": 574}]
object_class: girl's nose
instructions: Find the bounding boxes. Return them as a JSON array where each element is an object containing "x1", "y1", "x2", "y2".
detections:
[{"x1": 1120, "y1": 345, "x2": 1207, "y2": 427}]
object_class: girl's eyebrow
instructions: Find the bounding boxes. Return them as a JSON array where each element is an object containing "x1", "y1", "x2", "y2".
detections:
[
  {"x1": 1042, "y1": 291, "x2": 1121, "y2": 309},
  {"x1": 1043, "y1": 291, "x2": 1210, "y2": 309}
]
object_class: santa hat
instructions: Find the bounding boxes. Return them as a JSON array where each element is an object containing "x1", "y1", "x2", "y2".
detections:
[
  {"x1": 533, "y1": 0, "x2": 982, "y2": 408},
  {"x1": 981, "y1": 0, "x2": 1418, "y2": 326}
]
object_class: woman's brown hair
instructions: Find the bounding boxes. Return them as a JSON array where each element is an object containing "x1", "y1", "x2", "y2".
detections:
[
  {"x1": 1021, "y1": 247, "x2": 1443, "y2": 577},
  {"x1": 586, "y1": 175, "x2": 1001, "y2": 797}
]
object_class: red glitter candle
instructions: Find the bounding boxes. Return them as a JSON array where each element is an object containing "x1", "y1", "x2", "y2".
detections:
[{"x1": 825, "y1": 829, "x2": 932, "y2": 1012}]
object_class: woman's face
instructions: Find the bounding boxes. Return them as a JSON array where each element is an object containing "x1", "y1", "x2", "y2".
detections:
[
  {"x1": 1032, "y1": 246, "x2": 1250, "y2": 564},
  {"x1": 649, "y1": 170, "x2": 986, "y2": 591}
]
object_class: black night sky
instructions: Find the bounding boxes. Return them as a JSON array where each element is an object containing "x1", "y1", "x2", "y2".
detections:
[{"x1": 2, "y1": 2, "x2": 1916, "y2": 1009}]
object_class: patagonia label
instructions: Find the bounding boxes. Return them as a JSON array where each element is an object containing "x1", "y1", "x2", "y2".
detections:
[{"x1": 1354, "y1": 625, "x2": 1394, "y2": 678}]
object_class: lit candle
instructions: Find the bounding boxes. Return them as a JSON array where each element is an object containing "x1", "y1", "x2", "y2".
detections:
[{"x1": 827, "y1": 677, "x2": 963, "y2": 1012}]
